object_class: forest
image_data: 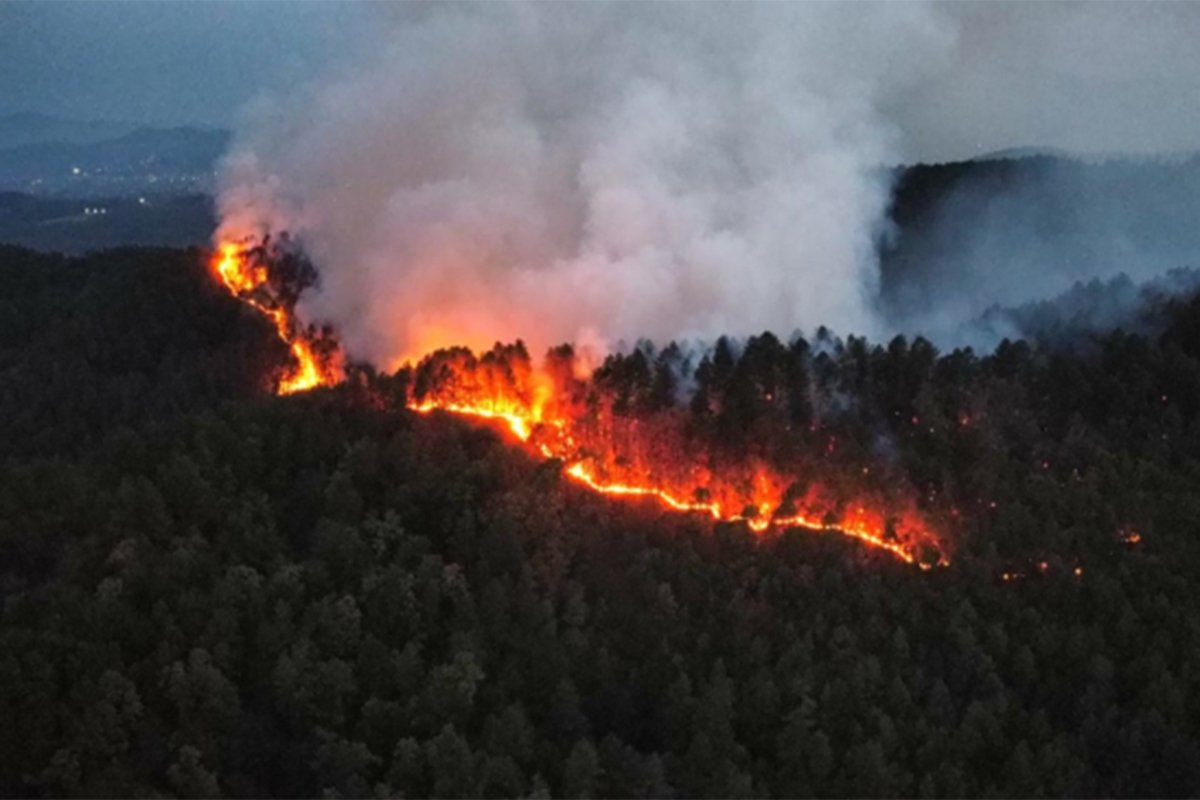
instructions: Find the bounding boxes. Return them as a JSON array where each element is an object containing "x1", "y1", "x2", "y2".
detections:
[{"x1": 3, "y1": 243, "x2": 1200, "y2": 797}]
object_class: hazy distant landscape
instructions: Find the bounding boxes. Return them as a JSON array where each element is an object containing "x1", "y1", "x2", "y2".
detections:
[
  {"x1": 0, "y1": 114, "x2": 221, "y2": 252},
  {"x1": 0, "y1": 114, "x2": 226, "y2": 195}
]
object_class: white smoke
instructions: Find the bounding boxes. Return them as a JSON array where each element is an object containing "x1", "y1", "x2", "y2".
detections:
[
  {"x1": 889, "y1": 3, "x2": 1200, "y2": 162},
  {"x1": 216, "y1": 3, "x2": 955, "y2": 368}
]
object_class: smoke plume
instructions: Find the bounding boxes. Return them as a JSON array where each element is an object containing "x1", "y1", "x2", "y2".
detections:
[
  {"x1": 217, "y1": 3, "x2": 1200, "y2": 365},
  {"x1": 217, "y1": 4, "x2": 953, "y2": 367}
]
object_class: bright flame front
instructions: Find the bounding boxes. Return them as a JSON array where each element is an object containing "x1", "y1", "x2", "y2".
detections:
[
  {"x1": 212, "y1": 242, "x2": 340, "y2": 394},
  {"x1": 409, "y1": 361, "x2": 947, "y2": 568},
  {"x1": 209, "y1": 243, "x2": 946, "y2": 567}
]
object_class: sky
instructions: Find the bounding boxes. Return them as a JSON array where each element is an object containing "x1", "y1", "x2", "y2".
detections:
[
  {"x1": 4, "y1": 2, "x2": 1200, "y2": 160},
  {"x1": 0, "y1": 2, "x2": 374, "y2": 127}
]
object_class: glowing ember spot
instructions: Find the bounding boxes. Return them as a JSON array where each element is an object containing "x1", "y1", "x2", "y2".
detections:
[
  {"x1": 1119, "y1": 527, "x2": 1142, "y2": 545},
  {"x1": 211, "y1": 242, "x2": 339, "y2": 394}
]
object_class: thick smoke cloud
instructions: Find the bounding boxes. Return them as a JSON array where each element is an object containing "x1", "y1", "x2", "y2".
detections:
[
  {"x1": 889, "y1": 3, "x2": 1200, "y2": 162},
  {"x1": 217, "y1": 4, "x2": 953, "y2": 367},
  {"x1": 218, "y1": 3, "x2": 1200, "y2": 365}
]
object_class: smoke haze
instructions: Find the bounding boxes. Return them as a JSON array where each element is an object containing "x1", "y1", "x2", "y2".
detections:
[
  {"x1": 882, "y1": 154, "x2": 1200, "y2": 348},
  {"x1": 890, "y1": 3, "x2": 1200, "y2": 162},
  {"x1": 217, "y1": 4, "x2": 954, "y2": 365},
  {"x1": 217, "y1": 3, "x2": 1200, "y2": 366}
]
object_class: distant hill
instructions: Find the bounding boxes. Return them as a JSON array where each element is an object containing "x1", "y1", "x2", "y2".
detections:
[
  {"x1": 968, "y1": 145, "x2": 1075, "y2": 162},
  {"x1": 882, "y1": 152, "x2": 1200, "y2": 343},
  {"x1": 944, "y1": 267, "x2": 1200, "y2": 351},
  {"x1": 0, "y1": 112, "x2": 140, "y2": 149},
  {"x1": 0, "y1": 119, "x2": 230, "y2": 196}
]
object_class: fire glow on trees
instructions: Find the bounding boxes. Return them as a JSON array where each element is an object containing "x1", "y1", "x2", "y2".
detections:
[
  {"x1": 211, "y1": 241, "x2": 947, "y2": 568},
  {"x1": 212, "y1": 242, "x2": 342, "y2": 394},
  {"x1": 408, "y1": 345, "x2": 948, "y2": 568}
]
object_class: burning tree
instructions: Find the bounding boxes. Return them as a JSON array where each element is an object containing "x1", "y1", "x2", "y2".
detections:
[
  {"x1": 209, "y1": 238, "x2": 949, "y2": 567},
  {"x1": 407, "y1": 341, "x2": 949, "y2": 567},
  {"x1": 212, "y1": 236, "x2": 343, "y2": 394}
]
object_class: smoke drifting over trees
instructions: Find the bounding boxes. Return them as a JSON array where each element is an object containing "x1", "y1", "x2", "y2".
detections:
[
  {"x1": 217, "y1": 3, "x2": 1200, "y2": 367},
  {"x1": 883, "y1": 156, "x2": 1200, "y2": 348},
  {"x1": 217, "y1": 4, "x2": 950, "y2": 364}
]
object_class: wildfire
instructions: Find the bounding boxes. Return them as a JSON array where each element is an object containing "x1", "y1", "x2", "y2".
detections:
[
  {"x1": 208, "y1": 242, "x2": 947, "y2": 567},
  {"x1": 409, "y1": 348, "x2": 948, "y2": 568},
  {"x1": 212, "y1": 242, "x2": 340, "y2": 394},
  {"x1": 562, "y1": 459, "x2": 921, "y2": 565}
]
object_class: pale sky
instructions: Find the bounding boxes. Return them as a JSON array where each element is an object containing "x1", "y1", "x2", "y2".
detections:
[
  {"x1": 4, "y1": 1, "x2": 1200, "y2": 160},
  {"x1": 0, "y1": 2, "x2": 374, "y2": 126}
]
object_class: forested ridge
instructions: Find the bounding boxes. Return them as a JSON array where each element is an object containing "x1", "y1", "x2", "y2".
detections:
[{"x1": 4, "y1": 246, "x2": 1200, "y2": 797}]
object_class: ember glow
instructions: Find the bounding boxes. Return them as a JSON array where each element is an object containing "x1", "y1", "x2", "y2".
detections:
[
  {"x1": 212, "y1": 243, "x2": 341, "y2": 394},
  {"x1": 1119, "y1": 527, "x2": 1143, "y2": 545},
  {"x1": 409, "y1": 346, "x2": 948, "y2": 568}
]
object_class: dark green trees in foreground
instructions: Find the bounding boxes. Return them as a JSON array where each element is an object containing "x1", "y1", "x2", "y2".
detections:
[{"x1": 2, "y1": 245, "x2": 1200, "y2": 796}]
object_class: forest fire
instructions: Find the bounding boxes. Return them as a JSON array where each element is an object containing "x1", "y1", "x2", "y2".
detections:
[
  {"x1": 212, "y1": 242, "x2": 341, "y2": 394},
  {"x1": 408, "y1": 345, "x2": 948, "y2": 568},
  {"x1": 209, "y1": 242, "x2": 946, "y2": 567}
]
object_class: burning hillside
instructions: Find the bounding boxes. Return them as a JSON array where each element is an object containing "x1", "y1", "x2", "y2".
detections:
[
  {"x1": 212, "y1": 240, "x2": 342, "y2": 393},
  {"x1": 211, "y1": 240, "x2": 948, "y2": 568},
  {"x1": 409, "y1": 343, "x2": 947, "y2": 567}
]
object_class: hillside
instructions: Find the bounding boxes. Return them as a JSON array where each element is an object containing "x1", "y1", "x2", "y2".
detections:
[
  {"x1": 882, "y1": 154, "x2": 1200, "y2": 339},
  {"x1": 2, "y1": 245, "x2": 1200, "y2": 796}
]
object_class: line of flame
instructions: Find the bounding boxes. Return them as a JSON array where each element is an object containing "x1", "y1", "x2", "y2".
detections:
[
  {"x1": 210, "y1": 244, "x2": 942, "y2": 567},
  {"x1": 410, "y1": 400, "x2": 937, "y2": 567},
  {"x1": 213, "y1": 243, "x2": 333, "y2": 394}
]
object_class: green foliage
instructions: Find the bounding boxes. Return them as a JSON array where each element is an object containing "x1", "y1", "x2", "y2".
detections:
[{"x1": 3, "y1": 245, "x2": 1200, "y2": 797}]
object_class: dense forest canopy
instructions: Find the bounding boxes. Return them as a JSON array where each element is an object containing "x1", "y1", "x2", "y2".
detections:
[{"x1": 4, "y1": 244, "x2": 1200, "y2": 797}]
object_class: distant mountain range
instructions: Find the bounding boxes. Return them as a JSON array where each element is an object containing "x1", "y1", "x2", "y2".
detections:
[
  {"x1": 0, "y1": 112, "x2": 142, "y2": 149},
  {"x1": 0, "y1": 114, "x2": 230, "y2": 196}
]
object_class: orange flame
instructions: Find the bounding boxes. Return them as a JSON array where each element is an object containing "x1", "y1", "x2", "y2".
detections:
[
  {"x1": 409, "y1": 351, "x2": 948, "y2": 568},
  {"x1": 209, "y1": 244, "x2": 946, "y2": 567},
  {"x1": 1118, "y1": 527, "x2": 1142, "y2": 545},
  {"x1": 212, "y1": 242, "x2": 340, "y2": 394}
]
